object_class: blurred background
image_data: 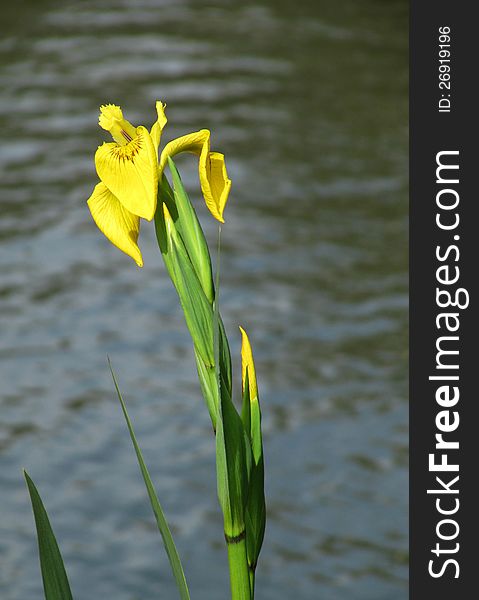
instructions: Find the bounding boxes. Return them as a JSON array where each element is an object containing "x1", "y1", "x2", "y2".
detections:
[{"x1": 0, "y1": 0, "x2": 408, "y2": 598}]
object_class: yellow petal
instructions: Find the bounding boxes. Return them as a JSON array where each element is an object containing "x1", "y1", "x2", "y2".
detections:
[
  {"x1": 200, "y1": 151, "x2": 231, "y2": 223},
  {"x1": 98, "y1": 104, "x2": 137, "y2": 146},
  {"x1": 158, "y1": 129, "x2": 210, "y2": 173},
  {"x1": 159, "y1": 129, "x2": 231, "y2": 222},
  {"x1": 150, "y1": 101, "x2": 168, "y2": 150},
  {"x1": 87, "y1": 182, "x2": 143, "y2": 267},
  {"x1": 239, "y1": 327, "x2": 258, "y2": 402},
  {"x1": 95, "y1": 126, "x2": 158, "y2": 221}
]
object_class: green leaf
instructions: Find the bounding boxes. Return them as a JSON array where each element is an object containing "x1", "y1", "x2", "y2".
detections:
[
  {"x1": 24, "y1": 471, "x2": 74, "y2": 600},
  {"x1": 218, "y1": 314, "x2": 232, "y2": 402},
  {"x1": 108, "y1": 361, "x2": 191, "y2": 600},
  {"x1": 241, "y1": 369, "x2": 251, "y2": 437},
  {"x1": 240, "y1": 353, "x2": 266, "y2": 575},
  {"x1": 245, "y1": 385, "x2": 266, "y2": 574},
  {"x1": 245, "y1": 459, "x2": 265, "y2": 574},
  {"x1": 155, "y1": 199, "x2": 215, "y2": 368},
  {"x1": 211, "y1": 228, "x2": 251, "y2": 539},
  {"x1": 168, "y1": 158, "x2": 214, "y2": 304},
  {"x1": 155, "y1": 194, "x2": 219, "y2": 425},
  {"x1": 191, "y1": 317, "x2": 232, "y2": 433},
  {"x1": 249, "y1": 392, "x2": 263, "y2": 468},
  {"x1": 156, "y1": 168, "x2": 232, "y2": 432},
  {"x1": 215, "y1": 386, "x2": 252, "y2": 538},
  {"x1": 193, "y1": 346, "x2": 219, "y2": 429}
]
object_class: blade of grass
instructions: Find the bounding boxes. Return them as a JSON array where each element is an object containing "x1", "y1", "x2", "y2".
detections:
[
  {"x1": 24, "y1": 471, "x2": 74, "y2": 600},
  {"x1": 108, "y1": 359, "x2": 191, "y2": 600}
]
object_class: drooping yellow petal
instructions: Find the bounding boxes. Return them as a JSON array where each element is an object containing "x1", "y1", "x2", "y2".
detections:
[
  {"x1": 239, "y1": 327, "x2": 258, "y2": 402},
  {"x1": 87, "y1": 182, "x2": 143, "y2": 267},
  {"x1": 200, "y1": 151, "x2": 231, "y2": 223},
  {"x1": 98, "y1": 104, "x2": 137, "y2": 146},
  {"x1": 158, "y1": 130, "x2": 210, "y2": 172},
  {"x1": 95, "y1": 125, "x2": 158, "y2": 221},
  {"x1": 150, "y1": 101, "x2": 168, "y2": 151},
  {"x1": 159, "y1": 129, "x2": 231, "y2": 222}
]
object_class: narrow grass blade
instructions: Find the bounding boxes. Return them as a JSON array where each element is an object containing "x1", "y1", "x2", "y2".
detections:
[
  {"x1": 108, "y1": 360, "x2": 191, "y2": 600},
  {"x1": 24, "y1": 471, "x2": 74, "y2": 600}
]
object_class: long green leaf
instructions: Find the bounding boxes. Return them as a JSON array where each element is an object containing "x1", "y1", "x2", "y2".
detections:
[
  {"x1": 213, "y1": 228, "x2": 252, "y2": 600},
  {"x1": 241, "y1": 351, "x2": 266, "y2": 580},
  {"x1": 241, "y1": 370, "x2": 251, "y2": 437},
  {"x1": 155, "y1": 199, "x2": 215, "y2": 369},
  {"x1": 212, "y1": 228, "x2": 251, "y2": 538},
  {"x1": 24, "y1": 471, "x2": 74, "y2": 600},
  {"x1": 215, "y1": 387, "x2": 251, "y2": 538},
  {"x1": 245, "y1": 459, "x2": 265, "y2": 579},
  {"x1": 156, "y1": 171, "x2": 232, "y2": 429},
  {"x1": 168, "y1": 158, "x2": 214, "y2": 304},
  {"x1": 193, "y1": 346, "x2": 219, "y2": 429},
  {"x1": 108, "y1": 360, "x2": 191, "y2": 600}
]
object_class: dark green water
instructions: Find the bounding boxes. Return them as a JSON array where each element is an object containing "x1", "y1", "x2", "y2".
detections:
[{"x1": 0, "y1": 1, "x2": 408, "y2": 598}]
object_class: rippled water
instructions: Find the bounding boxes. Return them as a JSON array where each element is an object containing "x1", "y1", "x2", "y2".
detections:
[{"x1": 0, "y1": 1, "x2": 408, "y2": 598}]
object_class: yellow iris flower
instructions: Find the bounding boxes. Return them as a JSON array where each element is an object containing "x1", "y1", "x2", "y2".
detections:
[
  {"x1": 87, "y1": 102, "x2": 167, "y2": 267},
  {"x1": 87, "y1": 102, "x2": 231, "y2": 266}
]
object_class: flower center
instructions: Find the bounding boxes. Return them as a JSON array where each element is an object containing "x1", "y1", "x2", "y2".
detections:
[{"x1": 110, "y1": 136, "x2": 142, "y2": 162}]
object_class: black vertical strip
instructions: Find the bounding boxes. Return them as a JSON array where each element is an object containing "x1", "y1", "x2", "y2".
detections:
[{"x1": 410, "y1": 2, "x2": 477, "y2": 597}]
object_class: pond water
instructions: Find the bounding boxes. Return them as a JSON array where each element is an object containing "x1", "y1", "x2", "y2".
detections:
[{"x1": 0, "y1": 1, "x2": 408, "y2": 598}]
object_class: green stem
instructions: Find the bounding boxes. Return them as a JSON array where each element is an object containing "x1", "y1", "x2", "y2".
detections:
[
  {"x1": 249, "y1": 568, "x2": 255, "y2": 599},
  {"x1": 226, "y1": 535, "x2": 251, "y2": 600}
]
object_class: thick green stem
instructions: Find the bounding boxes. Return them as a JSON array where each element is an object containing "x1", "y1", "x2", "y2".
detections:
[{"x1": 226, "y1": 535, "x2": 251, "y2": 600}]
